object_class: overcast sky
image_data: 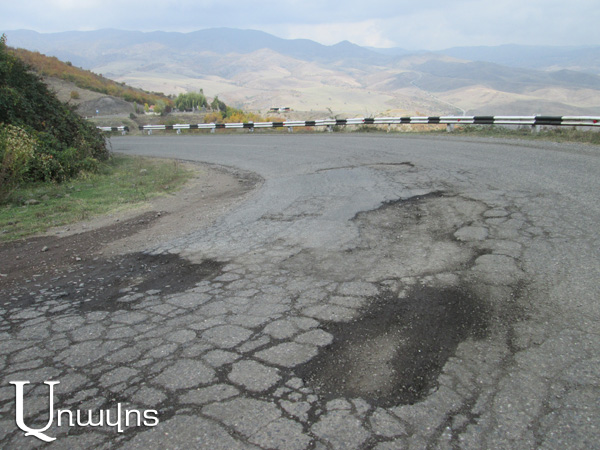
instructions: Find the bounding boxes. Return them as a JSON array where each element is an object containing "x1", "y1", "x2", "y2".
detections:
[{"x1": 1, "y1": 0, "x2": 599, "y2": 50}]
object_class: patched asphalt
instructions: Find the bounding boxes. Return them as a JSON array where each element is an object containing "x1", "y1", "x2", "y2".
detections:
[{"x1": 1, "y1": 134, "x2": 599, "y2": 449}]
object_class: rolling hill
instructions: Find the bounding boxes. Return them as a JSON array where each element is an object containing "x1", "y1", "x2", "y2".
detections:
[
  {"x1": 9, "y1": 46, "x2": 172, "y2": 111},
  {"x1": 4, "y1": 28, "x2": 600, "y2": 116}
]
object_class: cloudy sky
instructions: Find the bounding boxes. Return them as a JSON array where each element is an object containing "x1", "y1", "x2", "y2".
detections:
[{"x1": 1, "y1": 0, "x2": 598, "y2": 50}]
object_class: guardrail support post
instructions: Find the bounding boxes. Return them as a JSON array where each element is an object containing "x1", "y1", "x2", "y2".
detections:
[
  {"x1": 532, "y1": 125, "x2": 541, "y2": 133},
  {"x1": 176, "y1": 129, "x2": 181, "y2": 135},
  {"x1": 447, "y1": 124, "x2": 455, "y2": 132},
  {"x1": 210, "y1": 128, "x2": 215, "y2": 134},
  {"x1": 287, "y1": 127, "x2": 293, "y2": 133},
  {"x1": 327, "y1": 125, "x2": 333, "y2": 133},
  {"x1": 148, "y1": 129, "x2": 152, "y2": 135}
]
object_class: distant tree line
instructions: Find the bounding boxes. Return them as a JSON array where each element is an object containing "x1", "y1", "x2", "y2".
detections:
[
  {"x1": 175, "y1": 90, "x2": 208, "y2": 111},
  {"x1": 173, "y1": 91, "x2": 280, "y2": 124}
]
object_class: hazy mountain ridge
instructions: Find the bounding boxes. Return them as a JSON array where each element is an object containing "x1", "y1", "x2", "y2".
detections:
[
  {"x1": 4, "y1": 28, "x2": 600, "y2": 116},
  {"x1": 438, "y1": 44, "x2": 600, "y2": 75},
  {"x1": 6, "y1": 28, "x2": 389, "y2": 68}
]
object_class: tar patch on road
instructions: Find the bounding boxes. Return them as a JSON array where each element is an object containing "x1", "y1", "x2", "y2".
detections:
[
  {"x1": 76, "y1": 253, "x2": 225, "y2": 312},
  {"x1": 3, "y1": 251, "x2": 224, "y2": 312},
  {"x1": 0, "y1": 209, "x2": 227, "y2": 311},
  {"x1": 296, "y1": 284, "x2": 489, "y2": 407}
]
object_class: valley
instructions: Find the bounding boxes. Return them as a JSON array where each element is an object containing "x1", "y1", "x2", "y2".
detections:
[{"x1": 6, "y1": 28, "x2": 600, "y2": 117}]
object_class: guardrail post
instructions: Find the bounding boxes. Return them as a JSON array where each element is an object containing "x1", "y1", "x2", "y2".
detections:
[
  {"x1": 148, "y1": 129, "x2": 152, "y2": 135},
  {"x1": 287, "y1": 127, "x2": 293, "y2": 133},
  {"x1": 532, "y1": 125, "x2": 541, "y2": 133},
  {"x1": 177, "y1": 129, "x2": 181, "y2": 135},
  {"x1": 447, "y1": 124, "x2": 455, "y2": 132},
  {"x1": 210, "y1": 128, "x2": 215, "y2": 134},
  {"x1": 327, "y1": 125, "x2": 333, "y2": 133}
]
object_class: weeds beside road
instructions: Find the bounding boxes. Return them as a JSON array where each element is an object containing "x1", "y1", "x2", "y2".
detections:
[{"x1": 0, "y1": 154, "x2": 192, "y2": 241}]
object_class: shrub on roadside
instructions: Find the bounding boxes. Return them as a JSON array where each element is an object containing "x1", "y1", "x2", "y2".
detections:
[
  {"x1": 0, "y1": 33, "x2": 109, "y2": 200},
  {"x1": 0, "y1": 124, "x2": 36, "y2": 197},
  {"x1": 204, "y1": 111, "x2": 224, "y2": 123}
]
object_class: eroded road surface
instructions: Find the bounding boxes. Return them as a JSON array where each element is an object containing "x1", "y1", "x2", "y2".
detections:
[{"x1": 1, "y1": 134, "x2": 599, "y2": 449}]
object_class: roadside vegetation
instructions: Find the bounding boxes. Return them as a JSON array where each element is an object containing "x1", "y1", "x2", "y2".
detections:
[
  {"x1": 438, "y1": 124, "x2": 600, "y2": 145},
  {"x1": 1, "y1": 34, "x2": 192, "y2": 241},
  {"x1": 0, "y1": 154, "x2": 192, "y2": 241},
  {"x1": 1, "y1": 34, "x2": 109, "y2": 201},
  {"x1": 173, "y1": 91, "x2": 281, "y2": 124},
  {"x1": 350, "y1": 123, "x2": 600, "y2": 145}
]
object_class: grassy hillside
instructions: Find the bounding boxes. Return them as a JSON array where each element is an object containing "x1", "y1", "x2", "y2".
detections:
[{"x1": 9, "y1": 46, "x2": 172, "y2": 108}]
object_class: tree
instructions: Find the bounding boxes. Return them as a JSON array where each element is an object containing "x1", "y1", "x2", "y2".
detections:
[
  {"x1": 154, "y1": 100, "x2": 166, "y2": 115},
  {"x1": 210, "y1": 95, "x2": 227, "y2": 113},
  {"x1": 175, "y1": 91, "x2": 207, "y2": 111}
]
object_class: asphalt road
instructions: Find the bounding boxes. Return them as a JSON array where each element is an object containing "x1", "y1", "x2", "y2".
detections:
[{"x1": 2, "y1": 133, "x2": 599, "y2": 449}]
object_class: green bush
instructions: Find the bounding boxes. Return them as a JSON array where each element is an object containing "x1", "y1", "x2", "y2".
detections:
[
  {"x1": 0, "y1": 124, "x2": 36, "y2": 196},
  {"x1": 0, "y1": 33, "x2": 109, "y2": 199}
]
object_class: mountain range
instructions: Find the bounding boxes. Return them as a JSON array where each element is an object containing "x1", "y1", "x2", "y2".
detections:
[{"x1": 4, "y1": 28, "x2": 600, "y2": 116}]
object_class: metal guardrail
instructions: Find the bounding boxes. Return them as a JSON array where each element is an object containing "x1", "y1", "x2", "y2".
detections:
[
  {"x1": 97, "y1": 126, "x2": 129, "y2": 135},
  {"x1": 98, "y1": 116, "x2": 600, "y2": 135}
]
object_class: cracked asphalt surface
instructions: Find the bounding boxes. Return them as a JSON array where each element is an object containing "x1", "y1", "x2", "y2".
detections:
[{"x1": 1, "y1": 133, "x2": 599, "y2": 449}]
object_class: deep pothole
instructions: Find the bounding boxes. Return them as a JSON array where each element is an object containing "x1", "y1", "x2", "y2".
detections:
[{"x1": 295, "y1": 283, "x2": 489, "y2": 407}]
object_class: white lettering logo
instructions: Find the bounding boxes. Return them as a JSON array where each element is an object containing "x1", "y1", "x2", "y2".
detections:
[
  {"x1": 10, "y1": 380, "x2": 159, "y2": 442},
  {"x1": 11, "y1": 380, "x2": 58, "y2": 442}
]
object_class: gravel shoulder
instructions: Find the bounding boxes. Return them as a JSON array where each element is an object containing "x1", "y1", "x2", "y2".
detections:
[{"x1": 0, "y1": 158, "x2": 262, "y2": 303}]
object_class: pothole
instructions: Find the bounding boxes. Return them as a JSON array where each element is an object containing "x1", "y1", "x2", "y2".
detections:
[{"x1": 295, "y1": 283, "x2": 489, "y2": 407}]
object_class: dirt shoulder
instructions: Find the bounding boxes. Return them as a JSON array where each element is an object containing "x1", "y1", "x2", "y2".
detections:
[{"x1": 0, "y1": 159, "x2": 262, "y2": 307}]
